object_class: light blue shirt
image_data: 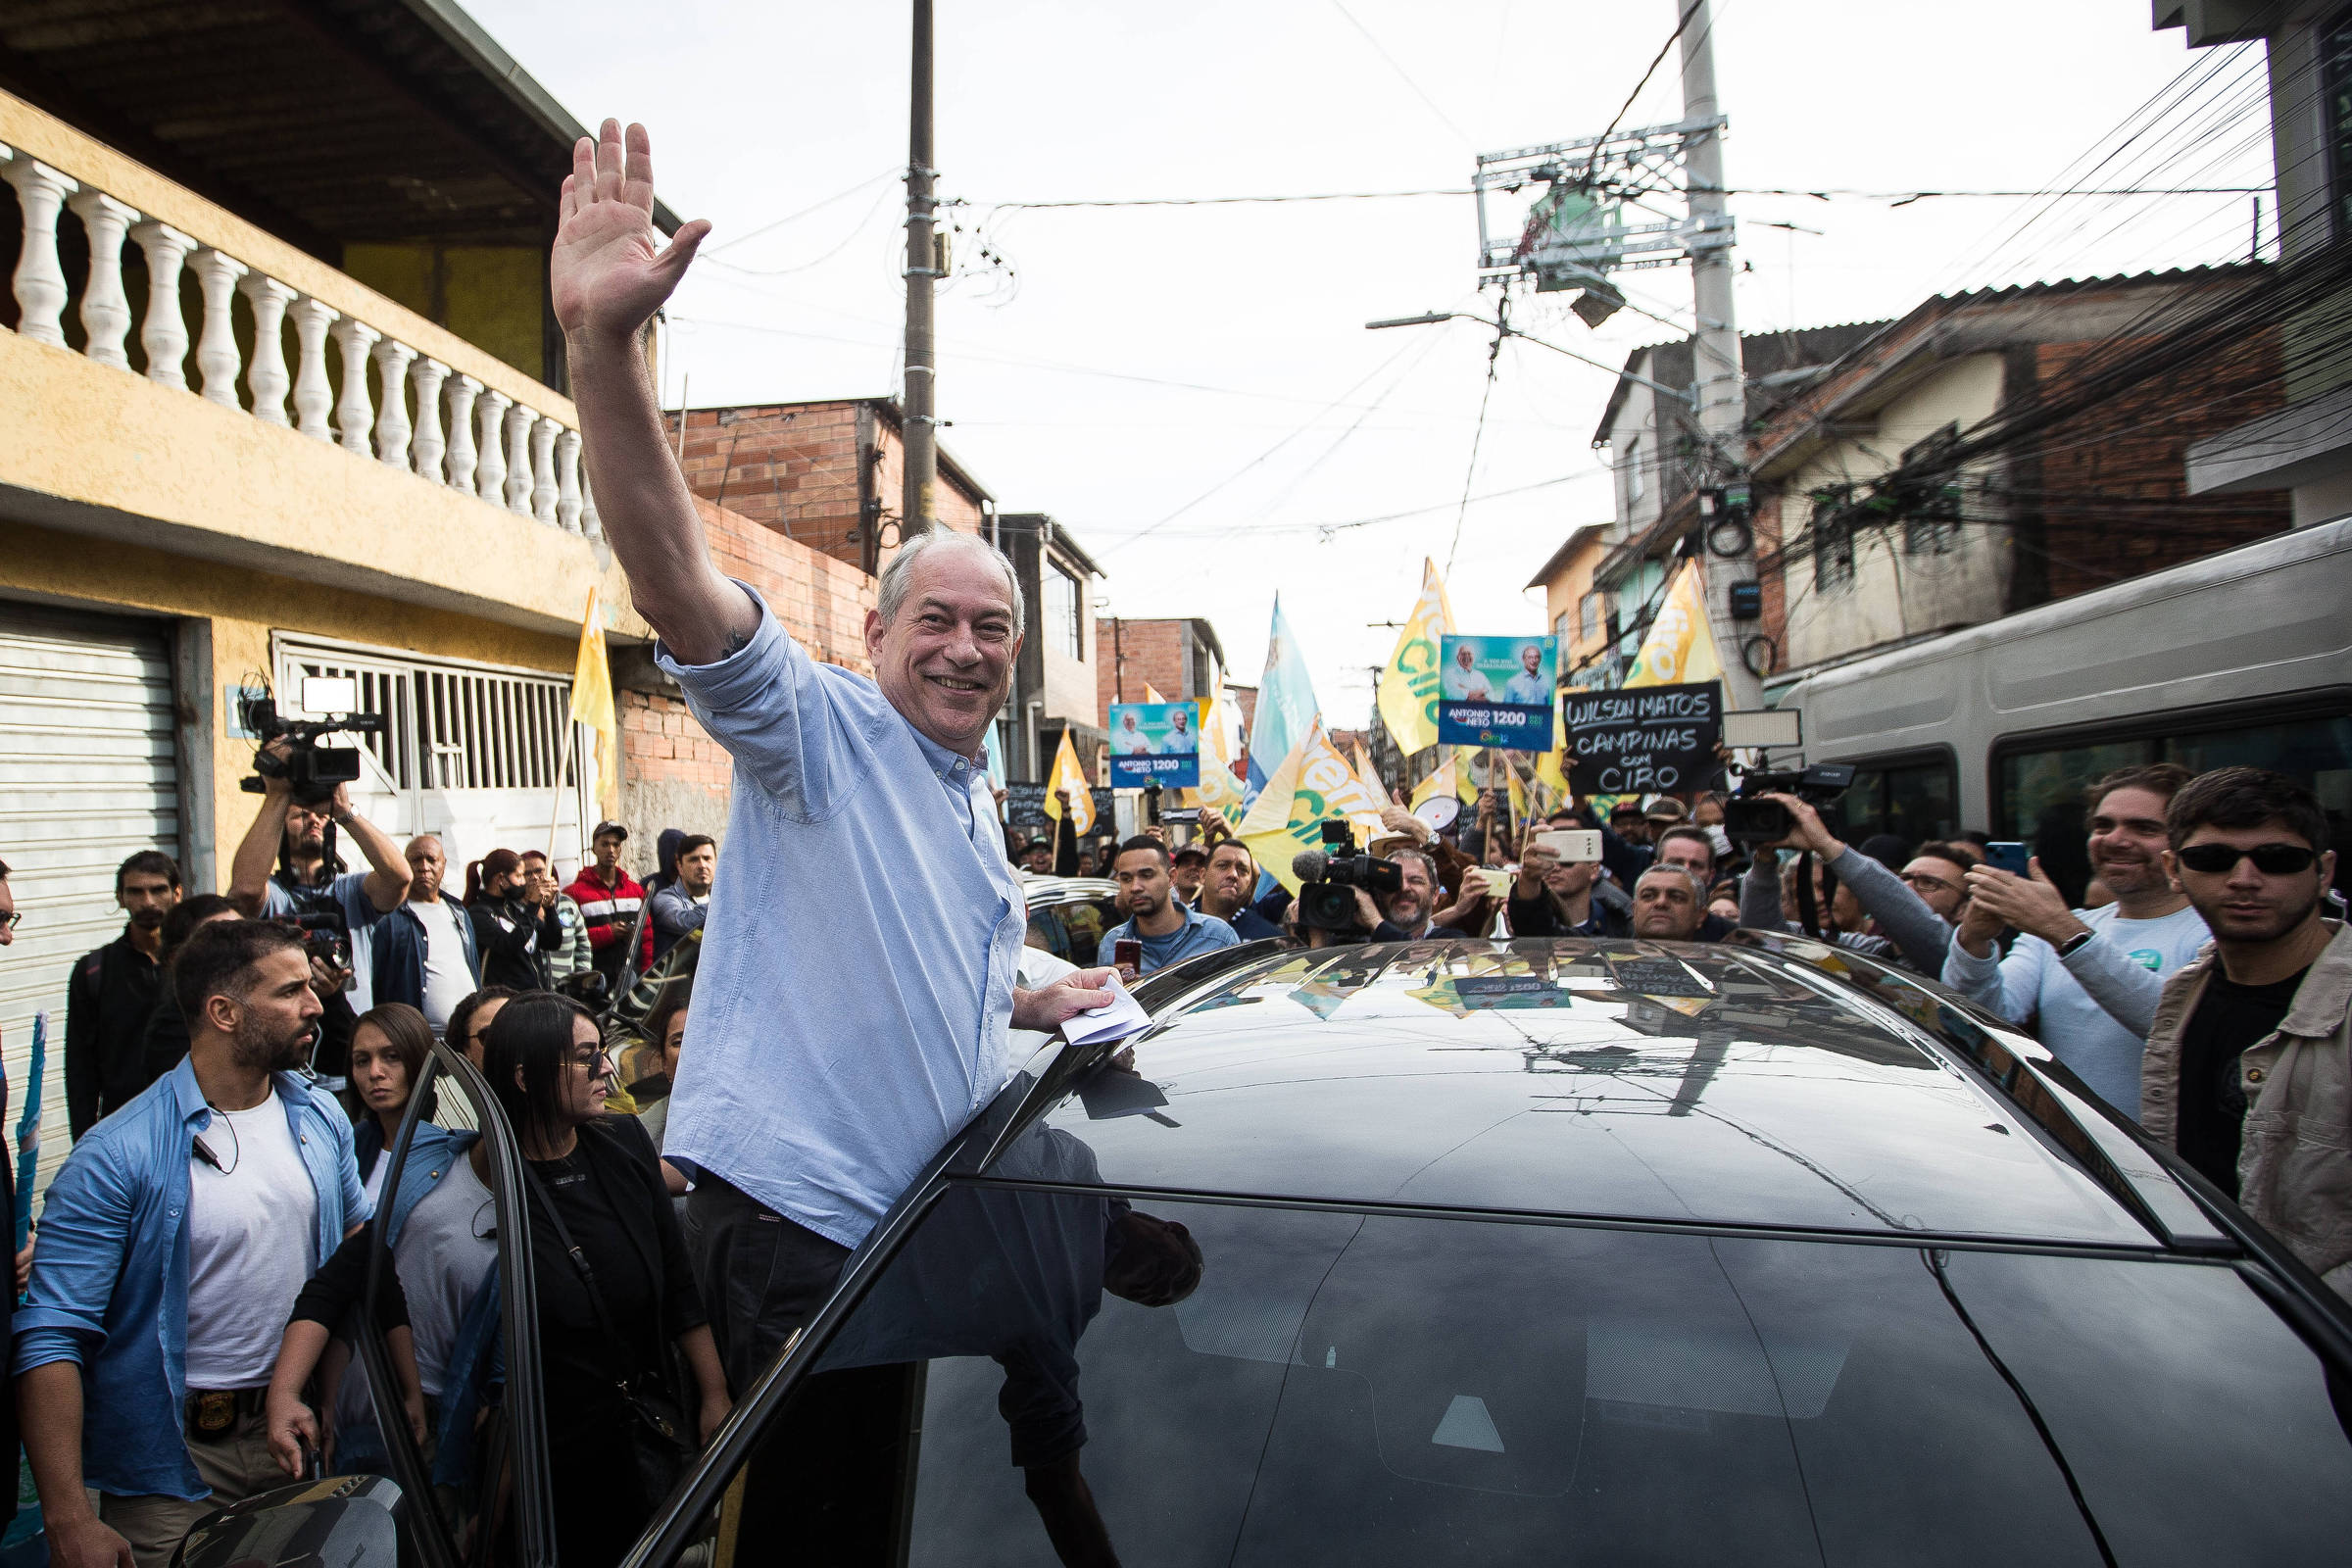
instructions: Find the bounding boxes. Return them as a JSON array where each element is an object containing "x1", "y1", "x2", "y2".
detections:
[
  {"x1": 657, "y1": 586, "x2": 1026, "y2": 1249},
  {"x1": 14, "y1": 1056, "x2": 366, "y2": 1499},
  {"x1": 1940, "y1": 901, "x2": 2210, "y2": 1120},
  {"x1": 262, "y1": 869, "x2": 385, "y2": 1012},
  {"x1": 1502, "y1": 670, "x2": 1550, "y2": 706},
  {"x1": 1097, "y1": 904, "x2": 1241, "y2": 974}
]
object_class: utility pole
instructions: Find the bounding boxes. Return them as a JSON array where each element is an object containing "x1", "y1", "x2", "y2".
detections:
[
  {"x1": 1678, "y1": 0, "x2": 1759, "y2": 708},
  {"x1": 901, "y1": 0, "x2": 940, "y2": 539}
]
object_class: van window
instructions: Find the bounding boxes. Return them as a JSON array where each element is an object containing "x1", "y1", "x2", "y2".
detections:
[
  {"x1": 1998, "y1": 712, "x2": 2352, "y2": 903},
  {"x1": 1832, "y1": 756, "x2": 1958, "y2": 849}
]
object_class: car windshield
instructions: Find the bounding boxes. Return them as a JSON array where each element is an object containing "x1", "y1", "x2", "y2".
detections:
[{"x1": 700, "y1": 1129, "x2": 2352, "y2": 1566}]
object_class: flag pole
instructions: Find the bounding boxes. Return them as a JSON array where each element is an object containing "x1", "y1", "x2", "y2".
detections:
[{"x1": 548, "y1": 717, "x2": 579, "y2": 863}]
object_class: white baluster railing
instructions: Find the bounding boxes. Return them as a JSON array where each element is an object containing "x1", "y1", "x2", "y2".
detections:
[
  {"x1": 504, "y1": 402, "x2": 535, "y2": 515},
  {"x1": 289, "y1": 297, "x2": 338, "y2": 440},
  {"x1": 445, "y1": 375, "x2": 480, "y2": 498},
  {"x1": 240, "y1": 275, "x2": 296, "y2": 425},
  {"x1": 67, "y1": 190, "x2": 136, "y2": 369},
  {"x1": 4, "y1": 130, "x2": 592, "y2": 540},
  {"x1": 130, "y1": 220, "x2": 194, "y2": 390},
  {"x1": 6, "y1": 158, "x2": 77, "y2": 346}
]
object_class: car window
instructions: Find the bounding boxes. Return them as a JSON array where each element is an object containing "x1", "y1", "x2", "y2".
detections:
[
  {"x1": 687, "y1": 1133, "x2": 2350, "y2": 1566},
  {"x1": 1025, "y1": 906, "x2": 1075, "y2": 960},
  {"x1": 351, "y1": 1046, "x2": 548, "y2": 1568}
]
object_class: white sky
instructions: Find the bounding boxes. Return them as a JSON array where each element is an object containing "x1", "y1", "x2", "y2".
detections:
[{"x1": 468, "y1": 0, "x2": 2270, "y2": 729}]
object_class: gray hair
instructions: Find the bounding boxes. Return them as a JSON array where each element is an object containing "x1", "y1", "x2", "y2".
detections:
[
  {"x1": 877, "y1": 530, "x2": 1025, "y2": 630},
  {"x1": 1637, "y1": 862, "x2": 1708, "y2": 902},
  {"x1": 1392, "y1": 848, "x2": 1437, "y2": 885}
]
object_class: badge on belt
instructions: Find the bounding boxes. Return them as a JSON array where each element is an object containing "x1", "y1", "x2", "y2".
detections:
[{"x1": 192, "y1": 1390, "x2": 236, "y2": 1435}]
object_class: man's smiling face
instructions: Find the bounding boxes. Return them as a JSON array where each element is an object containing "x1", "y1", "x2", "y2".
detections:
[{"x1": 865, "y1": 542, "x2": 1021, "y2": 757}]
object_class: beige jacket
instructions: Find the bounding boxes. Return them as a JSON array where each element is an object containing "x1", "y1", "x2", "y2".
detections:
[{"x1": 2142, "y1": 920, "x2": 2352, "y2": 1300}]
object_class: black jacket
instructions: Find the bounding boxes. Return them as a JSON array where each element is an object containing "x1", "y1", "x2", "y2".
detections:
[
  {"x1": 66, "y1": 929, "x2": 164, "y2": 1138},
  {"x1": 467, "y1": 896, "x2": 550, "y2": 992}
]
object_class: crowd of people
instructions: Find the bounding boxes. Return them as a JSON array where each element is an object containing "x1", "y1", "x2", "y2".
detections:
[{"x1": 2, "y1": 116, "x2": 2346, "y2": 1568}]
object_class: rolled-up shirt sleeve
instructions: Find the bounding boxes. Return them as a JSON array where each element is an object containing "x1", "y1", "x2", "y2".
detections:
[
  {"x1": 655, "y1": 582, "x2": 866, "y2": 816},
  {"x1": 12, "y1": 1142, "x2": 133, "y2": 1373}
]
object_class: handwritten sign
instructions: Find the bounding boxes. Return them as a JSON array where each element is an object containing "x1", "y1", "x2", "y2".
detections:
[
  {"x1": 1562, "y1": 681, "x2": 1722, "y2": 796},
  {"x1": 1007, "y1": 783, "x2": 1113, "y2": 828}
]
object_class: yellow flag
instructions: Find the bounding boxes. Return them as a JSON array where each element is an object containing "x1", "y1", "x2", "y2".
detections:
[
  {"x1": 1044, "y1": 729, "x2": 1095, "y2": 836},
  {"x1": 1143, "y1": 682, "x2": 1167, "y2": 703},
  {"x1": 1507, "y1": 758, "x2": 1529, "y2": 821},
  {"x1": 1624, "y1": 560, "x2": 1724, "y2": 688},
  {"x1": 1348, "y1": 737, "x2": 1387, "y2": 804},
  {"x1": 1408, "y1": 755, "x2": 1455, "y2": 814},
  {"x1": 1194, "y1": 692, "x2": 1246, "y2": 824},
  {"x1": 1534, "y1": 690, "x2": 1569, "y2": 807},
  {"x1": 567, "y1": 587, "x2": 618, "y2": 815},
  {"x1": 1238, "y1": 722, "x2": 1389, "y2": 893},
  {"x1": 1376, "y1": 560, "x2": 1455, "y2": 756}
]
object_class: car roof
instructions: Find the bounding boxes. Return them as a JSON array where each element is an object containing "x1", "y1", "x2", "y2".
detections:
[
  {"x1": 1020, "y1": 875, "x2": 1119, "y2": 904},
  {"x1": 1016, "y1": 938, "x2": 2161, "y2": 1250}
]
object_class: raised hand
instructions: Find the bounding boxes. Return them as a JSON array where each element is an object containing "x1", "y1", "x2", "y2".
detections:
[{"x1": 553, "y1": 121, "x2": 711, "y2": 345}]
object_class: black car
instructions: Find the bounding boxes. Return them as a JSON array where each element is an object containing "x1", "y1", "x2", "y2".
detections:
[{"x1": 188, "y1": 933, "x2": 2352, "y2": 1568}]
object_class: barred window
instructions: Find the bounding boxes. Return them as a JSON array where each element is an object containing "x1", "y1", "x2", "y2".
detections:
[
  {"x1": 277, "y1": 642, "x2": 575, "y2": 796},
  {"x1": 1812, "y1": 492, "x2": 1856, "y2": 591}
]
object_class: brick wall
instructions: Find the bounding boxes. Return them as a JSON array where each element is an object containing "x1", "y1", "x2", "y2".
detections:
[
  {"x1": 2026, "y1": 330, "x2": 2287, "y2": 601},
  {"x1": 675, "y1": 399, "x2": 985, "y2": 577},
  {"x1": 615, "y1": 494, "x2": 877, "y2": 852},
  {"x1": 1095, "y1": 616, "x2": 1198, "y2": 727}
]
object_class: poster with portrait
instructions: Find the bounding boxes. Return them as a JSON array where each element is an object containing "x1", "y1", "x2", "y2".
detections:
[
  {"x1": 1437, "y1": 634, "x2": 1557, "y2": 751},
  {"x1": 1106, "y1": 700, "x2": 1202, "y2": 788}
]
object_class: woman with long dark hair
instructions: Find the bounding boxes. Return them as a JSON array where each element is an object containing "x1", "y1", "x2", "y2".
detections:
[
  {"x1": 349, "y1": 1004, "x2": 435, "y2": 1211},
  {"x1": 464, "y1": 850, "x2": 550, "y2": 992},
  {"x1": 485, "y1": 993, "x2": 729, "y2": 1567}
]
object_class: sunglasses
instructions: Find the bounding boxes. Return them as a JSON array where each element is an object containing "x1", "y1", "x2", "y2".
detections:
[{"x1": 2175, "y1": 843, "x2": 2319, "y2": 876}]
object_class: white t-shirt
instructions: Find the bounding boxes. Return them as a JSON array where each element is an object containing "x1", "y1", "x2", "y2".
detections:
[
  {"x1": 396, "y1": 1154, "x2": 498, "y2": 1398},
  {"x1": 185, "y1": 1088, "x2": 318, "y2": 1389},
  {"x1": 410, "y1": 896, "x2": 474, "y2": 1036}
]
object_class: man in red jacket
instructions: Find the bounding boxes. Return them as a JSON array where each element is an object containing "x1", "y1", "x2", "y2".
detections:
[{"x1": 564, "y1": 821, "x2": 650, "y2": 992}]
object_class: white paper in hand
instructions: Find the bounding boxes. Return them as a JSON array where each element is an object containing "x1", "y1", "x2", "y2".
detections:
[{"x1": 1061, "y1": 971, "x2": 1152, "y2": 1049}]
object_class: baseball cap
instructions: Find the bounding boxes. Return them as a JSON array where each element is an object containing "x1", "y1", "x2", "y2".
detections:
[
  {"x1": 1642, "y1": 798, "x2": 1690, "y2": 824},
  {"x1": 1172, "y1": 845, "x2": 1208, "y2": 864},
  {"x1": 592, "y1": 820, "x2": 629, "y2": 843},
  {"x1": 1607, "y1": 801, "x2": 1645, "y2": 819}
]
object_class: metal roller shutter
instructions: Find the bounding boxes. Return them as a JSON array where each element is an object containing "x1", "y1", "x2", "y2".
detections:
[{"x1": 0, "y1": 602, "x2": 179, "y2": 1201}]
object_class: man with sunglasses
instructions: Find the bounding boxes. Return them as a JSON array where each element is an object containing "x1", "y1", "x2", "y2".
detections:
[{"x1": 2141, "y1": 768, "x2": 2348, "y2": 1298}]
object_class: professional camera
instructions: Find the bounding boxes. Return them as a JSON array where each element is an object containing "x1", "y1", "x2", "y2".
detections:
[
  {"x1": 1722, "y1": 762, "x2": 1855, "y2": 846},
  {"x1": 275, "y1": 906, "x2": 351, "y2": 973},
  {"x1": 1294, "y1": 819, "x2": 1404, "y2": 934},
  {"x1": 236, "y1": 677, "x2": 386, "y2": 808}
]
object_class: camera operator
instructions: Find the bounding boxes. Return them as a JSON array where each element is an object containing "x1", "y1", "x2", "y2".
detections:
[
  {"x1": 1738, "y1": 793, "x2": 1953, "y2": 973},
  {"x1": 227, "y1": 740, "x2": 410, "y2": 1014}
]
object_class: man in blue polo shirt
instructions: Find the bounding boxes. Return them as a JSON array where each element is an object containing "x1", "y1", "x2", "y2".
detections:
[
  {"x1": 17, "y1": 920, "x2": 365, "y2": 1568},
  {"x1": 1099, "y1": 837, "x2": 1242, "y2": 975}
]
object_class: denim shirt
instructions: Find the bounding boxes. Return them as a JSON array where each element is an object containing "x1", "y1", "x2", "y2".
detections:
[
  {"x1": 15, "y1": 1056, "x2": 367, "y2": 1499},
  {"x1": 656, "y1": 585, "x2": 1025, "y2": 1249}
]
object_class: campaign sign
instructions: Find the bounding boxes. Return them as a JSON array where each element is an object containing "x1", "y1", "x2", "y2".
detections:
[
  {"x1": 1005, "y1": 783, "x2": 1113, "y2": 828},
  {"x1": 1437, "y1": 634, "x2": 1558, "y2": 751},
  {"x1": 1107, "y1": 701, "x2": 1202, "y2": 788},
  {"x1": 1562, "y1": 681, "x2": 1723, "y2": 796}
]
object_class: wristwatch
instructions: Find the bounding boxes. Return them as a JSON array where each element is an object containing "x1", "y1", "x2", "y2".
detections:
[{"x1": 2056, "y1": 928, "x2": 2096, "y2": 958}]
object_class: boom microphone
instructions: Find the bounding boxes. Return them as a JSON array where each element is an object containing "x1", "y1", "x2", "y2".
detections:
[{"x1": 1292, "y1": 849, "x2": 1329, "y2": 884}]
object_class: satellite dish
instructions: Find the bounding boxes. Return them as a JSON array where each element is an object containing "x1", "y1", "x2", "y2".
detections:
[{"x1": 1415, "y1": 796, "x2": 1460, "y2": 831}]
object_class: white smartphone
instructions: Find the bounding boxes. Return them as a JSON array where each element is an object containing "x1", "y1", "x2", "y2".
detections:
[{"x1": 1533, "y1": 828, "x2": 1602, "y2": 863}]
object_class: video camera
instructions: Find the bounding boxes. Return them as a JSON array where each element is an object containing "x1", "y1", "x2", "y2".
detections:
[
  {"x1": 1294, "y1": 819, "x2": 1404, "y2": 934},
  {"x1": 237, "y1": 676, "x2": 386, "y2": 808},
  {"x1": 1722, "y1": 762, "x2": 1855, "y2": 846}
]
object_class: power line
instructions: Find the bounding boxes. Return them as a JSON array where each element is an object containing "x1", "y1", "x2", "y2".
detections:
[
  {"x1": 705, "y1": 166, "x2": 904, "y2": 256},
  {"x1": 1589, "y1": 0, "x2": 1705, "y2": 167},
  {"x1": 1328, "y1": 0, "x2": 1478, "y2": 146}
]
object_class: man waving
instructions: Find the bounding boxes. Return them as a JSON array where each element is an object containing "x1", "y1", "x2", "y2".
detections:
[{"x1": 552, "y1": 121, "x2": 1111, "y2": 1391}]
